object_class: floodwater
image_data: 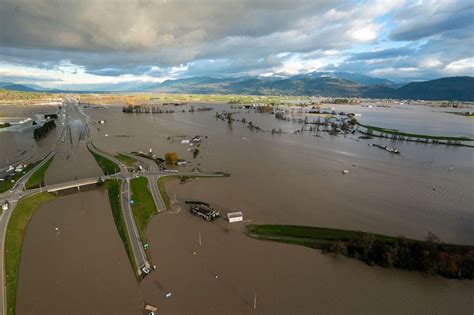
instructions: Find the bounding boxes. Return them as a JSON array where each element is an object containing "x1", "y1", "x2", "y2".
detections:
[
  {"x1": 88, "y1": 103, "x2": 474, "y2": 244},
  {"x1": 44, "y1": 101, "x2": 103, "y2": 185},
  {"x1": 142, "y1": 190, "x2": 473, "y2": 314},
  {"x1": 16, "y1": 189, "x2": 143, "y2": 314},
  {"x1": 86, "y1": 102, "x2": 473, "y2": 313},
  {"x1": 5, "y1": 100, "x2": 474, "y2": 313}
]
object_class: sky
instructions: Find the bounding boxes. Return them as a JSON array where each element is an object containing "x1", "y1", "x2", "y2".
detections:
[{"x1": 0, "y1": 0, "x2": 473, "y2": 89}]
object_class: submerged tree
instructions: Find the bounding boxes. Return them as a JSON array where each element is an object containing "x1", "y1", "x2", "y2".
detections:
[{"x1": 165, "y1": 152, "x2": 178, "y2": 165}]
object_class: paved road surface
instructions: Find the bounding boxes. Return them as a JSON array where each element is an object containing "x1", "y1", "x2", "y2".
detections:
[
  {"x1": 148, "y1": 175, "x2": 166, "y2": 212},
  {"x1": 121, "y1": 179, "x2": 148, "y2": 271}
]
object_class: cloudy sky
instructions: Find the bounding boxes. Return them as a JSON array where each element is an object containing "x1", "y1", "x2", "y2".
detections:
[{"x1": 0, "y1": 0, "x2": 473, "y2": 89}]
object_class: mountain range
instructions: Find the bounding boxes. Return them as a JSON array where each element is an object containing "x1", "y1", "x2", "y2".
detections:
[{"x1": 1, "y1": 73, "x2": 473, "y2": 101}]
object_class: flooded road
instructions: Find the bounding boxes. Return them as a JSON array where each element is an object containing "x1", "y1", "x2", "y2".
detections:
[
  {"x1": 16, "y1": 189, "x2": 142, "y2": 314},
  {"x1": 44, "y1": 101, "x2": 103, "y2": 185}
]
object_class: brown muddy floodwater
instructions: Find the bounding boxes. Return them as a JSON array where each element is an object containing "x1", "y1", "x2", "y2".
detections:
[
  {"x1": 16, "y1": 189, "x2": 142, "y2": 314},
  {"x1": 139, "y1": 179, "x2": 473, "y2": 314},
  {"x1": 5, "y1": 101, "x2": 474, "y2": 314}
]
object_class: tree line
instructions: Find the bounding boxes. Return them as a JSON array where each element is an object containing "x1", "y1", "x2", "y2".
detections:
[
  {"x1": 325, "y1": 232, "x2": 473, "y2": 279},
  {"x1": 34, "y1": 120, "x2": 56, "y2": 141}
]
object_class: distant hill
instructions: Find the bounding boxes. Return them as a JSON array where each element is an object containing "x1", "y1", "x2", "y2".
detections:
[
  {"x1": 2, "y1": 84, "x2": 37, "y2": 92},
  {"x1": 392, "y1": 76, "x2": 474, "y2": 101},
  {"x1": 145, "y1": 75, "x2": 474, "y2": 101},
  {"x1": 1, "y1": 75, "x2": 473, "y2": 101},
  {"x1": 293, "y1": 71, "x2": 396, "y2": 86}
]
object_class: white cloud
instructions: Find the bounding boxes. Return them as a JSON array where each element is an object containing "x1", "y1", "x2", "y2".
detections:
[{"x1": 444, "y1": 58, "x2": 474, "y2": 74}]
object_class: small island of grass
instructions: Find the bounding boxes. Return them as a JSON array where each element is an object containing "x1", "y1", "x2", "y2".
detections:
[
  {"x1": 88, "y1": 146, "x2": 120, "y2": 175},
  {"x1": 25, "y1": 154, "x2": 55, "y2": 189}
]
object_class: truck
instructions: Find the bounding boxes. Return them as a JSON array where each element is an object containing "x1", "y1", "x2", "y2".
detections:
[{"x1": 190, "y1": 204, "x2": 220, "y2": 221}]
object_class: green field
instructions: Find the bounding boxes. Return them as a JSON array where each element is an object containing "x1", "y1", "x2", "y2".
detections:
[
  {"x1": 24, "y1": 154, "x2": 55, "y2": 189},
  {"x1": 130, "y1": 177, "x2": 157, "y2": 240},
  {"x1": 104, "y1": 180, "x2": 137, "y2": 279},
  {"x1": 88, "y1": 147, "x2": 120, "y2": 175},
  {"x1": 247, "y1": 224, "x2": 397, "y2": 249},
  {"x1": 0, "y1": 161, "x2": 42, "y2": 193},
  {"x1": 114, "y1": 153, "x2": 137, "y2": 168},
  {"x1": 4, "y1": 192, "x2": 57, "y2": 315}
]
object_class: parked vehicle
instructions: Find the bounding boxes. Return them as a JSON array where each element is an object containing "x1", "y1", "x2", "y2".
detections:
[
  {"x1": 2, "y1": 201, "x2": 9, "y2": 211},
  {"x1": 190, "y1": 205, "x2": 220, "y2": 221}
]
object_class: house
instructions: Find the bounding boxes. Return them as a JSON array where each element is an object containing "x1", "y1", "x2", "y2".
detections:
[{"x1": 227, "y1": 211, "x2": 243, "y2": 223}]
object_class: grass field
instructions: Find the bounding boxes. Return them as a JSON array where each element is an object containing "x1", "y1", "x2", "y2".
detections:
[
  {"x1": 24, "y1": 154, "x2": 55, "y2": 189},
  {"x1": 114, "y1": 153, "x2": 137, "y2": 168},
  {"x1": 130, "y1": 177, "x2": 156, "y2": 239},
  {"x1": 246, "y1": 224, "x2": 398, "y2": 249},
  {"x1": 88, "y1": 148, "x2": 120, "y2": 175},
  {"x1": 78, "y1": 93, "x2": 303, "y2": 107},
  {"x1": 4, "y1": 192, "x2": 57, "y2": 315},
  {"x1": 0, "y1": 162, "x2": 39, "y2": 193},
  {"x1": 104, "y1": 180, "x2": 137, "y2": 279}
]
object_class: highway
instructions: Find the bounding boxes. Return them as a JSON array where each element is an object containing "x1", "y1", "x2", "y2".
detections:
[
  {"x1": 86, "y1": 142, "x2": 151, "y2": 273},
  {"x1": 121, "y1": 179, "x2": 148, "y2": 272},
  {"x1": 0, "y1": 98, "x2": 226, "y2": 313},
  {"x1": 148, "y1": 175, "x2": 166, "y2": 212}
]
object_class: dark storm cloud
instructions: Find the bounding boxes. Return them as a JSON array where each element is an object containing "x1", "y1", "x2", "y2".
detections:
[
  {"x1": 0, "y1": 0, "x2": 473, "y2": 86},
  {"x1": 389, "y1": 1, "x2": 474, "y2": 41},
  {"x1": 347, "y1": 47, "x2": 415, "y2": 62}
]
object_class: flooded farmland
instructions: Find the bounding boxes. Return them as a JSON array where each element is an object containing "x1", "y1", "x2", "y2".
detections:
[{"x1": 2, "y1": 100, "x2": 473, "y2": 313}]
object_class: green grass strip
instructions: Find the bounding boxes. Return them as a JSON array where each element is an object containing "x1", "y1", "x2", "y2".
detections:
[
  {"x1": 356, "y1": 120, "x2": 473, "y2": 141},
  {"x1": 247, "y1": 224, "x2": 399, "y2": 249},
  {"x1": 130, "y1": 177, "x2": 156, "y2": 240},
  {"x1": 130, "y1": 177, "x2": 157, "y2": 262},
  {"x1": 103, "y1": 179, "x2": 138, "y2": 279},
  {"x1": 88, "y1": 147, "x2": 120, "y2": 175},
  {"x1": 5, "y1": 192, "x2": 57, "y2": 315},
  {"x1": 114, "y1": 153, "x2": 137, "y2": 168},
  {"x1": 24, "y1": 154, "x2": 55, "y2": 190}
]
